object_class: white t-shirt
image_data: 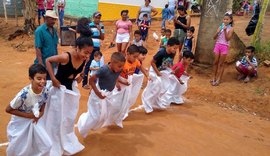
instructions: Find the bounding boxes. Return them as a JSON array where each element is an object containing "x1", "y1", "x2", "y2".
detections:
[{"x1": 10, "y1": 84, "x2": 49, "y2": 113}]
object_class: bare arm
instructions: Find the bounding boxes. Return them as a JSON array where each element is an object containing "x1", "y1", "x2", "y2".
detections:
[
  {"x1": 139, "y1": 65, "x2": 149, "y2": 79},
  {"x1": 151, "y1": 59, "x2": 162, "y2": 76},
  {"x1": 224, "y1": 27, "x2": 234, "y2": 41},
  {"x1": 176, "y1": 15, "x2": 191, "y2": 29},
  {"x1": 35, "y1": 48, "x2": 43, "y2": 65},
  {"x1": 129, "y1": 23, "x2": 133, "y2": 42},
  {"x1": 213, "y1": 27, "x2": 221, "y2": 40},
  {"x1": 192, "y1": 37, "x2": 196, "y2": 53},
  {"x1": 6, "y1": 105, "x2": 35, "y2": 119},
  {"x1": 46, "y1": 53, "x2": 69, "y2": 87},
  {"x1": 90, "y1": 67, "x2": 100, "y2": 71},
  {"x1": 89, "y1": 74, "x2": 106, "y2": 99}
]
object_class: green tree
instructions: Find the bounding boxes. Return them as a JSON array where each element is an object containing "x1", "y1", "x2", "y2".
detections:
[{"x1": 252, "y1": 0, "x2": 270, "y2": 45}]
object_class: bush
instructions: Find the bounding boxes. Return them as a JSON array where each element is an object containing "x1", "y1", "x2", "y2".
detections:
[{"x1": 254, "y1": 42, "x2": 270, "y2": 63}]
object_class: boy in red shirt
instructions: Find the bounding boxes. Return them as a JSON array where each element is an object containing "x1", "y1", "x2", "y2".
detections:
[{"x1": 171, "y1": 50, "x2": 194, "y2": 84}]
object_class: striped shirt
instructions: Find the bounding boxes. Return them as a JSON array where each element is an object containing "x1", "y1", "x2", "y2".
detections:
[
  {"x1": 89, "y1": 22, "x2": 105, "y2": 48},
  {"x1": 240, "y1": 56, "x2": 258, "y2": 68}
]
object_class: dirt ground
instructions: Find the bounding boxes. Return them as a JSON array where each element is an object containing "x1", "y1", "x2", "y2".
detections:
[{"x1": 0, "y1": 15, "x2": 270, "y2": 156}]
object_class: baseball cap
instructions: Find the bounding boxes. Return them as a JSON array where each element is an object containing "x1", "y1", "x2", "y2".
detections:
[{"x1": 93, "y1": 11, "x2": 102, "y2": 17}]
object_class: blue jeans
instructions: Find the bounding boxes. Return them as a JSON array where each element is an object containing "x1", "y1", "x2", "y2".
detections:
[
  {"x1": 162, "y1": 18, "x2": 166, "y2": 28},
  {"x1": 168, "y1": 7, "x2": 175, "y2": 20},
  {"x1": 82, "y1": 47, "x2": 100, "y2": 86},
  {"x1": 59, "y1": 10, "x2": 64, "y2": 27}
]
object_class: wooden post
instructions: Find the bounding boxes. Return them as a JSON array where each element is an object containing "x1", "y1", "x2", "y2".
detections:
[
  {"x1": 3, "y1": 0, "x2": 8, "y2": 24},
  {"x1": 252, "y1": 0, "x2": 270, "y2": 45},
  {"x1": 14, "y1": 0, "x2": 18, "y2": 26}
]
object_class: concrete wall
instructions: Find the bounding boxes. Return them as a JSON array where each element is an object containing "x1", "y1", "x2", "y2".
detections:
[{"x1": 65, "y1": 0, "x2": 98, "y2": 18}]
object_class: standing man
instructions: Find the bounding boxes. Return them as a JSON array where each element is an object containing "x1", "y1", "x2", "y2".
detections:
[
  {"x1": 36, "y1": 0, "x2": 46, "y2": 25},
  {"x1": 82, "y1": 11, "x2": 105, "y2": 89},
  {"x1": 57, "y1": 0, "x2": 66, "y2": 27},
  {"x1": 34, "y1": 10, "x2": 58, "y2": 80}
]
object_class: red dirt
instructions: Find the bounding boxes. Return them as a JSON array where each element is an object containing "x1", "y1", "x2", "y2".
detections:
[{"x1": 0, "y1": 15, "x2": 270, "y2": 156}]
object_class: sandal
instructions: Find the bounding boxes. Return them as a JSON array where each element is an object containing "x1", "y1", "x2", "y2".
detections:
[
  {"x1": 244, "y1": 76, "x2": 250, "y2": 83},
  {"x1": 211, "y1": 80, "x2": 220, "y2": 86},
  {"x1": 237, "y1": 74, "x2": 246, "y2": 81}
]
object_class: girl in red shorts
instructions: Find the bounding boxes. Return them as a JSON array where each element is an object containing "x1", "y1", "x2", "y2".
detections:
[{"x1": 211, "y1": 12, "x2": 234, "y2": 86}]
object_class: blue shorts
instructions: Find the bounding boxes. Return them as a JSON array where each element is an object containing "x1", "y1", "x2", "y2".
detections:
[{"x1": 38, "y1": 9, "x2": 45, "y2": 19}]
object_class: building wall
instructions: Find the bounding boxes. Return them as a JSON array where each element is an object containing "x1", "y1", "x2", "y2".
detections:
[
  {"x1": 65, "y1": 0, "x2": 98, "y2": 18},
  {"x1": 0, "y1": 0, "x2": 23, "y2": 17},
  {"x1": 98, "y1": 0, "x2": 166, "y2": 21}
]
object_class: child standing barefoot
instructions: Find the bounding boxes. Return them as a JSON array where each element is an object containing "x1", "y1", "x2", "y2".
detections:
[
  {"x1": 211, "y1": 12, "x2": 234, "y2": 86},
  {"x1": 6, "y1": 64, "x2": 52, "y2": 156}
]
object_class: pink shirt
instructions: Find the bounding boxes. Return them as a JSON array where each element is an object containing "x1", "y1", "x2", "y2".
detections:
[
  {"x1": 46, "y1": 0, "x2": 54, "y2": 10},
  {"x1": 216, "y1": 25, "x2": 232, "y2": 46},
  {"x1": 116, "y1": 20, "x2": 132, "y2": 34},
  {"x1": 36, "y1": 0, "x2": 45, "y2": 10}
]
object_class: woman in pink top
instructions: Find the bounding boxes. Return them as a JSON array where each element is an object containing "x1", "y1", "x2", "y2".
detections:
[
  {"x1": 46, "y1": 0, "x2": 54, "y2": 10},
  {"x1": 111, "y1": 10, "x2": 133, "y2": 55},
  {"x1": 211, "y1": 13, "x2": 234, "y2": 86}
]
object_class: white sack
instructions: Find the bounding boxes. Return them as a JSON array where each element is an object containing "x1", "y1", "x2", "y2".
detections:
[
  {"x1": 40, "y1": 81, "x2": 84, "y2": 156},
  {"x1": 142, "y1": 67, "x2": 189, "y2": 113},
  {"x1": 6, "y1": 116, "x2": 52, "y2": 156}
]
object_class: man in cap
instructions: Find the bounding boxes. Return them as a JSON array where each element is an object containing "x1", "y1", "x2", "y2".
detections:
[
  {"x1": 34, "y1": 10, "x2": 58, "y2": 79},
  {"x1": 82, "y1": 11, "x2": 105, "y2": 89}
]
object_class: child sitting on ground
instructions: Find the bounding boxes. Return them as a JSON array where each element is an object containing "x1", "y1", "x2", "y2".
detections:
[
  {"x1": 236, "y1": 46, "x2": 258, "y2": 83},
  {"x1": 172, "y1": 50, "x2": 194, "y2": 84},
  {"x1": 160, "y1": 29, "x2": 172, "y2": 49},
  {"x1": 133, "y1": 30, "x2": 144, "y2": 47},
  {"x1": 6, "y1": 64, "x2": 52, "y2": 156},
  {"x1": 182, "y1": 26, "x2": 196, "y2": 54},
  {"x1": 135, "y1": 46, "x2": 148, "y2": 74}
]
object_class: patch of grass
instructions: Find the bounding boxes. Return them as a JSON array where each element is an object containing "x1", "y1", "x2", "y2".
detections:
[
  {"x1": 254, "y1": 87, "x2": 265, "y2": 96},
  {"x1": 254, "y1": 41, "x2": 270, "y2": 63}
]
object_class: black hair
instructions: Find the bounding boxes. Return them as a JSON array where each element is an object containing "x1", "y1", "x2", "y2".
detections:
[
  {"x1": 76, "y1": 17, "x2": 93, "y2": 37},
  {"x1": 246, "y1": 46, "x2": 255, "y2": 53},
  {"x1": 94, "y1": 51, "x2": 102, "y2": 57},
  {"x1": 146, "y1": 0, "x2": 151, "y2": 3},
  {"x1": 182, "y1": 50, "x2": 195, "y2": 59},
  {"x1": 165, "y1": 29, "x2": 172, "y2": 34},
  {"x1": 121, "y1": 10, "x2": 129, "y2": 15},
  {"x1": 161, "y1": 27, "x2": 166, "y2": 31},
  {"x1": 111, "y1": 52, "x2": 126, "y2": 63},
  {"x1": 165, "y1": 4, "x2": 169, "y2": 8},
  {"x1": 138, "y1": 46, "x2": 148, "y2": 55},
  {"x1": 177, "y1": 5, "x2": 187, "y2": 14},
  {"x1": 127, "y1": 44, "x2": 139, "y2": 54},
  {"x1": 134, "y1": 30, "x2": 141, "y2": 35},
  {"x1": 187, "y1": 26, "x2": 195, "y2": 33},
  {"x1": 224, "y1": 13, "x2": 234, "y2": 26},
  {"x1": 167, "y1": 37, "x2": 180, "y2": 46},
  {"x1": 29, "y1": 64, "x2": 47, "y2": 79},
  {"x1": 75, "y1": 36, "x2": 93, "y2": 49},
  {"x1": 143, "y1": 14, "x2": 148, "y2": 17}
]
